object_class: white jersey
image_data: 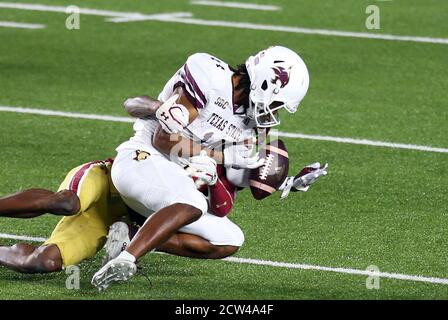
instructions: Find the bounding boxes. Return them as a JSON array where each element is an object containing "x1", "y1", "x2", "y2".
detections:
[{"x1": 117, "y1": 53, "x2": 256, "y2": 156}]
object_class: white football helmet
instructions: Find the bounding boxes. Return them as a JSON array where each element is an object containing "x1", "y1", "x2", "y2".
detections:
[{"x1": 245, "y1": 46, "x2": 310, "y2": 127}]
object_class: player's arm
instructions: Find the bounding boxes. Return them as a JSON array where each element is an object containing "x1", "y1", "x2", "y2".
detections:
[
  {"x1": 153, "y1": 117, "x2": 262, "y2": 171},
  {"x1": 186, "y1": 155, "x2": 237, "y2": 217},
  {"x1": 163, "y1": 86, "x2": 199, "y2": 126},
  {"x1": 153, "y1": 87, "x2": 262, "y2": 169},
  {"x1": 153, "y1": 125, "x2": 224, "y2": 162},
  {"x1": 123, "y1": 85, "x2": 201, "y2": 120},
  {"x1": 154, "y1": 125, "x2": 264, "y2": 169},
  {"x1": 152, "y1": 86, "x2": 223, "y2": 161},
  {"x1": 123, "y1": 95, "x2": 162, "y2": 119}
]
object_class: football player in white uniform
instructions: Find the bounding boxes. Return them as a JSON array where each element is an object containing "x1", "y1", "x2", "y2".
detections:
[{"x1": 91, "y1": 46, "x2": 311, "y2": 290}]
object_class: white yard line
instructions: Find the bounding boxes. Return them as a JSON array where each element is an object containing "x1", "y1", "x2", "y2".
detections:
[
  {"x1": 0, "y1": 2, "x2": 146, "y2": 18},
  {"x1": 275, "y1": 131, "x2": 448, "y2": 154},
  {"x1": 1, "y1": 232, "x2": 447, "y2": 285},
  {"x1": 1, "y1": 105, "x2": 447, "y2": 154},
  {"x1": 0, "y1": 233, "x2": 47, "y2": 242},
  {"x1": 106, "y1": 12, "x2": 193, "y2": 23},
  {"x1": 190, "y1": 0, "x2": 281, "y2": 11},
  {"x1": 0, "y1": 106, "x2": 133, "y2": 123},
  {"x1": 0, "y1": 2, "x2": 447, "y2": 45},
  {"x1": 0, "y1": 21, "x2": 45, "y2": 29},
  {"x1": 160, "y1": 16, "x2": 448, "y2": 45},
  {"x1": 0, "y1": 2, "x2": 191, "y2": 24},
  {"x1": 224, "y1": 257, "x2": 448, "y2": 285}
]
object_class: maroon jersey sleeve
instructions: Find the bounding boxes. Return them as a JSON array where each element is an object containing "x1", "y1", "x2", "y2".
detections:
[{"x1": 208, "y1": 165, "x2": 237, "y2": 217}]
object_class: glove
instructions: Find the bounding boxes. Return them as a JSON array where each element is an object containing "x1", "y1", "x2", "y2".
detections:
[
  {"x1": 186, "y1": 150, "x2": 218, "y2": 188},
  {"x1": 155, "y1": 94, "x2": 189, "y2": 134},
  {"x1": 223, "y1": 143, "x2": 265, "y2": 170},
  {"x1": 123, "y1": 96, "x2": 160, "y2": 119},
  {"x1": 280, "y1": 162, "x2": 328, "y2": 199}
]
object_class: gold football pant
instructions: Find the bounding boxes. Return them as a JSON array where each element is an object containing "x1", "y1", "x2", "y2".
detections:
[{"x1": 44, "y1": 160, "x2": 127, "y2": 267}]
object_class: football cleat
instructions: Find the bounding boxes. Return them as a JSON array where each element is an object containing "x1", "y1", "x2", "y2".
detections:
[
  {"x1": 91, "y1": 258, "x2": 137, "y2": 291},
  {"x1": 102, "y1": 221, "x2": 130, "y2": 265}
]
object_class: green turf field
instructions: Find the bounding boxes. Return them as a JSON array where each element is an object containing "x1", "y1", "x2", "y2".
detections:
[{"x1": 0, "y1": 0, "x2": 447, "y2": 300}]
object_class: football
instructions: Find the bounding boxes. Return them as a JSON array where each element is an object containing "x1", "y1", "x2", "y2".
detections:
[{"x1": 249, "y1": 139, "x2": 289, "y2": 200}]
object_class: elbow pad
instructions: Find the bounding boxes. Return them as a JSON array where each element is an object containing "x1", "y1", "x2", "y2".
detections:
[{"x1": 155, "y1": 94, "x2": 190, "y2": 134}]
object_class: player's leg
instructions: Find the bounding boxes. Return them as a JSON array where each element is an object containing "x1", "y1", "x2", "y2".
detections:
[
  {"x1": 92, "y1": 150, "x2": 207, "y2": 289},
  {"x1": 157, "y1": 232, "x2": 239, "y2": 259},
  {"x1": 0, "y1": 244, "x2": 63, "y2": 273},
  {"x1": 125, "y1": 203, "x2": 202, "y2": 259},
  {"x1": 110, "y1": 150, "x2": 207, "y2": 259},
  {"x1": 157, "y1": 212, "x2": 244, "y2": 259},
  {"x1": 0, "y1": 162, "x2": 102, "y2": 219},
  {"x1": 44, "y1": 161, "x2": 126, "y2": 269},
  {"x1": 104, "y1": 227, "x2": 238, "y2": 262},
  {"x1": 0, "y1": 189, "x2": 80, "y2": 218},
  {"x1": 0, "y1": 160, "x2": 124, "y2": 273},
  {"x1": 103, "y1": 211, "x2": 243, "y2": 262}
]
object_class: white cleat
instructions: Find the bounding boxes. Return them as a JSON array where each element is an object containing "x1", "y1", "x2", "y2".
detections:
[
  {"x1": 91, "y1": 258, "x2": 137, "y2": 291},
  {"x1": 102, "y1": 221, "x2": 130, "y2": 265}
]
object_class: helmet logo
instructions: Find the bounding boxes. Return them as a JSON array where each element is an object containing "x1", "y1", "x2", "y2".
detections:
[{"x1": 271, "y1": 66, "x2": 290, "y2": 88}]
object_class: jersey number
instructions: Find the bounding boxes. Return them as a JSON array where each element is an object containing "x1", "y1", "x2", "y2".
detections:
[{"x1": 211, "y1": 57, "x2": 225, "y2": 70}]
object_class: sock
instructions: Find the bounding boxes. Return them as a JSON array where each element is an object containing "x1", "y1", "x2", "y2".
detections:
[{"x1": 117, "y1": 250, "x2": 136, "y2": 263}]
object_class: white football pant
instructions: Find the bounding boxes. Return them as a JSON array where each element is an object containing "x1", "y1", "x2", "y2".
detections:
[
  {"x1": 112, "y1": 148, "x2": 208, "y2": 216},
  {"x1": 112, "y1": 148, "x2": 244, "y2": 247},
  {"x1": 179, "y1": 212, "x2": 245, "y2": 247}
]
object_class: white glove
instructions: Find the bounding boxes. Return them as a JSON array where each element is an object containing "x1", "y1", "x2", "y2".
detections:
[
  {"x1": 155, "y1": 94, "x2": 189, "y2": 134},
  {"x1": 223, "y1": 143, "x2": 265, "y2": 170},
  {"x1": 186, "y1": 150, "x2": 218, "y2": 188},
  {"x1": 123, "y1": 96, "x2": 160, "y2": 119},
  {"x1": 280, "y1": 162, "x2": 328, "y2": 199}
]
